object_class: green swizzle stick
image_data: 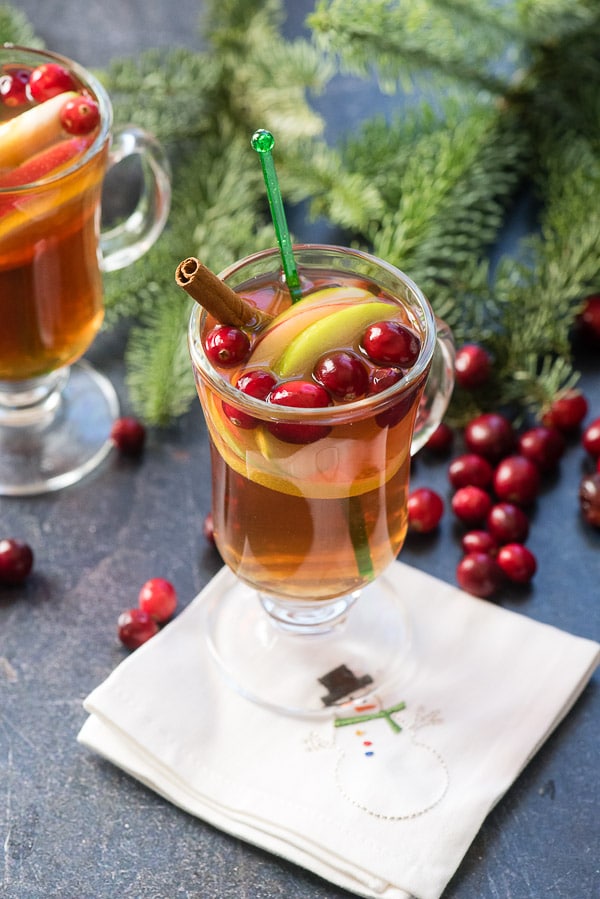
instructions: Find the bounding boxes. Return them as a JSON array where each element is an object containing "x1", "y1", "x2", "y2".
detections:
[{"x1": 251, "y1": 129, "x2": 302, "y2": 303}]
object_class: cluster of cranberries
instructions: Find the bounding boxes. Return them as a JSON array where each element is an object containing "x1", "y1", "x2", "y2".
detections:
[
  {"x1": 117, "y1": 577, "x2": 178, "y2": 650},
  {"x1": 204, "y1": 317, "x2": 421, "y2": 444},
  {"x1": 408, "y1": 336, "x2": 600, "y2": 599},
  {"x1": 0, "y1": 60, "x2": 100, "y2": 134}
]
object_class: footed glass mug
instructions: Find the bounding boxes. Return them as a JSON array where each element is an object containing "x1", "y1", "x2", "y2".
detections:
[
  {"x1": 189, "y1": 245, "x2": 454, "y2": 715},
  {"x1": 0, "y1": 45, "x2": 171, "y2": 495}
]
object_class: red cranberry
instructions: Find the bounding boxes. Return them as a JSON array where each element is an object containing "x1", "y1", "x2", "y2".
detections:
[
  {"x1": 486, "y1": 502, "x2": 530, "y2": 544},
  {"x1": 138, "y1": 577, "x2": 177, "y2": 623},
  {"x1": 407, "y1": 487, "x2": 444, "y2": 533},
  {"x1": 493, "y1": 455, "x2": 540, "y2": 506},
  {"x1": 518, "y1": 425, "x2": 565, "y2": 472},
  {"x1": 110, "y1": 417, "x2": 146, "y2": 455},
  {"x1": 456, "y1": 552, "x2": 502, "y2": 598},
  {"x1": 582, "y1": 417, "x2": 600, "y2": 458},
  {"x1": 497, "y1": 543, "x2": 537, "y2": 584},
  {"x1": 223, "y1": 369, "x2": 277, "y2": 429},
  {"x1": 0, "y1": 538, "x2": 34, "y2": 585},
  {"x1": 462, "y1": 530, "x2": 498, "y2": 556},
  {"x1": 451, "y1": 485, "x2": 493, "y2": 526},
  {"x1": 454, "y1": 343, "x2": 492, "y2": 389},
  {"x1": 314, "y1": 351, "x2": 369, "y2": 400},
  {"x1": 60, "y1": 94, "x2": 100, "y2": 135},
  {"x1": 425, "y1": 422, "x2": 454, "y2": 453},
  {"x1": 464, "y1": 412, "x2": 515, "y2": 462},
  {"x1": 28, "y1": 62, "x2": 77, "y2": 101},
  {"x1": 0, "y1": 66, "x2": 31, "y2": 107},
  {"x1": 361, "y1": 321, "x2": 420, "y2": 367},
  {"x1": 579, "y1": 473, "x2": 600, "y2": 527},
  {"x1": 204, "y1": 325, "x2": 250, "y2": 366},
  {"x1": 369, "y1": 366, "x2": 403, "y2": 394},
  {"x1": 542, "y1": 389, "x2": 588, "y2": 432},
  {"x1": 267, "y1": 380, "x2": 332, "y2": 444},
  {"x1": 577, "y1": 294, "x2": 600, "y2": 344},
  {"x1": 448, "y1": 453, "x2": 494, "y2": 490},
  {"x1": 117, "y1": 608, "x2": 159, "y2": 650},
  {"x1": 203, "y1": 512, "x2": 216, "y2": 545}
]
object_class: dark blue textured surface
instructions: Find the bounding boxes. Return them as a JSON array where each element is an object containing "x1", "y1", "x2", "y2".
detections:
[{"x1": 2, "y1": 2, "x2": 599, "y2": 897}]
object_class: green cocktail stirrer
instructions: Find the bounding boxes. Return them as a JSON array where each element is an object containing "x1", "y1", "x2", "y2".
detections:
[{"x1": 251, "y1": 129, "x2": 302, "y2": 303}]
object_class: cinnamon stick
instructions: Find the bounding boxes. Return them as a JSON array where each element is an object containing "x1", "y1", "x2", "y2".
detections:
[{"x1": 175, "y1": 257, "x2": 273, "y2": 329}]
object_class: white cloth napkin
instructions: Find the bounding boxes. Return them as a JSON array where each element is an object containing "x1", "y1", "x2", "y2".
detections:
[{"x1": 78, "y1": 561, "x2": 599, "y2": 899}]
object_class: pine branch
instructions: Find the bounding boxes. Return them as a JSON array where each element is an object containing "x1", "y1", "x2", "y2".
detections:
[{"x1": 0, "y1": 3, "x2": 43, "y2": 46}]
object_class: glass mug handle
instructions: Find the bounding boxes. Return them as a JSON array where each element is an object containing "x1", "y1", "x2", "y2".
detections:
[
  {"x1": 411, "y1": 316, "x2": 455, "y2": 455},
  {"x1": 99, "y1": 126, "x2": 171, "y2": 272}
]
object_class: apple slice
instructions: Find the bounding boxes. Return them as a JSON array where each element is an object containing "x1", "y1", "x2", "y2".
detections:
[{"x1": 0, "y1": 90, "x2": 79, "y2": 170}]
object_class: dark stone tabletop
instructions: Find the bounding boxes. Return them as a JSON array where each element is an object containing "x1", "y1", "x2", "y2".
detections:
[{"x1": 2, "y1": 2, "x2": 599, "y2": 898}]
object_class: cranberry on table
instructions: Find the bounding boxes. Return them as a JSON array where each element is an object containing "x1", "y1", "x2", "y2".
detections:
[
  {"x1": 117, "y1": 608, "x2": 159, "y2": 650},
  {"x1": 314, "y1": 350, "x2": 369, "y2": 400},
  {"x1": 462, "y1": 530, "x2": 498, "y2": 556},
  {"x1": 456, "y1": 552, "x2": 503, "y2": 598},
  {"x1": 60, "y1": 94, "x2": 100, "y2": 135},
  {"x1": 579, "y1": 473, "x2": 600, "y2": 528},
  {"x1": 138, "y1": 577, "x2": 177, "y2": 623},
  {"x1": 203, "y1": 512, "x2": 216, "y2": 545},
  {"x1": 110, "y1": 417, "x2": 146, "y2": 454},
  {"x1": 493, "y1": 455, "x2": 540, "y2": 506},
  {"x1": 542, "y1": 389, "x2": 588, "y2": 432},
  {"x1": 518, "y1": 425, "x2": 565, "y2": 471},
  {"x1": 497, "y1": 543, "x2": 537, "y2": 584},
  {"x1": 448, "y1": 453, "x2": 494, "y2": 490},
  {"x1": 407, "y1": 487, "x2": 444, "y2": 533},
  {"x1": 451, "y1": 485, "x2": 493, "y2": 526},
  {"x1": 464, "y1": 412, "x2": 515, "y2": 462},
  {"x1": 486, "y1": 502, "x2": 530, "y2": 545},
  {"x1": 582, "y1": 417, "x2": 600, "y2": 458},
  {"x1": 577, "y1": 294, "x2": 600, "y2": 344},
  {"x1": 0, "y1": 538, "x2": 34, "y2": 586},
  {"x1": 361, "y1": 320, "x2": 420, "y2": 367},
  {"x1": 28, "y1": 62, "x2": 77, "y2": 101},
  {"x1": 204, "y1": 325, "x2": 250, "y2": 366},
  {"x1": 424, "y1": 422, "x2": 454, "y2": 453},
  {"x1": 267, "y1": 380, "x2": 332, "y2": 444},
  {"x1": 454, "y1": 343, "x2": 492, "y2": 389}
]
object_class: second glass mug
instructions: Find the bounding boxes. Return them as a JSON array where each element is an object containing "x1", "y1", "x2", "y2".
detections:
[
  {"x1": 0, "y1": 45, "x2": 171, "y2": 495},
  {"x1": 189, "y1": 245, "x2": 455, "y2": 715}
]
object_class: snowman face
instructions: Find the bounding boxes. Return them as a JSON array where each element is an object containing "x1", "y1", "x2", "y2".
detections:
[{"x1": 332, "y1": 696, "x2": 449, "y2": 820}]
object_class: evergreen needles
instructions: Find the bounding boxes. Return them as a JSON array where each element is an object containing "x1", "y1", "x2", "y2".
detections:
[{"x1": 2, "y1": 0, "x2": 599, "y2": 425}]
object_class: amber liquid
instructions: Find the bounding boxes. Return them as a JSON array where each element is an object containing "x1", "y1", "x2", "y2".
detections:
[
  {"x1": 197, "y1": 271, "x2": 426, "y2": 602},
  {"x1": 0, "y1": 138, "x2": 107, "y2": 381}
]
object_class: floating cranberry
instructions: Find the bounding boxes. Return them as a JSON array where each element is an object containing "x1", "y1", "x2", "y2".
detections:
[
  {"x1": 451, "y1": 485, "x2": 493, "y2": 526},
  {"x1": 577, "y1": 294, "x2": 600, "y2": 344},
  {"x1": 138, "y1": 577, "x2": 177, "y2": 623},
  {"x1": 425, "y1": 422, "x2": 454, "y2": 454},
  {"x1": 314, "y1": 351, "x2": 369, "y2": 401},
  {"x1": 542, "y1": 389, "x2": 588, "y2": 433},
  {"x1": 582, "y1": 417, "x2": 600, "y2": 458},
  {"x1": 448, "y1": 453, "x2": 494, "y2": 490},
  {"x1": 518, "y1": 425, "x2": 565, "y2": 472},
  {"x1": 0, "y1": 538, "x2": 34, "y2": 585},
  {"x1": 464, "y1": 412, "x2": 515, "y2": 462},
  {"x1": 117, "y1": 608, "x2": 159, "y2": 650},
  {"x1": 579, "y1": 473, "x2": 600, "y2": 528},
  {"x1": 0, "y1": 66, "x2": 31, "y2": 107},
  {"x1": 456, "y1": 552, "x2": 502, "y2": 598},
  {"x1": 497, "y1": 543, "x2": 537, "y2": 584},
  {"x1": 493, "y1": 455, "x2": 540, "y2": 506},
  {"x1": 362, "y1": 321, "x2": 420, "y2": 367},
  {"x1": 267, "y1": 380, "x2": 331, "y2": 444},
  {"x1": 110, "y1": 416, "x2": 146, "y2": 455},
  {"x1": 204, "y1": 325, "x2": 250, "y2": 366},
  {"x1": 454, "y1": 343, "x2": 492, "y2": 389},
  {"x1": 486, "y1": 502, "x2": 530, "y2": 545},
  {"x1": 407, "y1": 487, "x2": 444, "y2": 533},
  {"x1": 369, "y1": 366, "x2": 403, "y2": 394},
  {"x1": 28, "y1": 62, "x2": 77, "y2": 101},
  {"x1": 60, "y1": 94, "x2": 100, "y2": 135},
  {"x1": 462, "y1": 530, "x2": 498, "y2": 556},
  {"x1": 223, "y1": 369, "x2": 277, "y2": 429}
]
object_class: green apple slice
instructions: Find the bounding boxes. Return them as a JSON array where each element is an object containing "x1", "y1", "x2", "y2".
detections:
[{"x1": 275, "y1": 299, "x2": 398, "y2": 378}]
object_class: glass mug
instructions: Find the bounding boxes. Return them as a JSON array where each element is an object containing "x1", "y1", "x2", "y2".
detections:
[
  {"x1": 188, "y1": 245, "x2": 455, "y2": 714},
  {"x1": 0, "y1": 45, "x2": 171, "y2": 495}
]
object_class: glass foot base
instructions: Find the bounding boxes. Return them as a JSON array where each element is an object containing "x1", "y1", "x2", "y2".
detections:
[
  {"x1": 203, "y1": 569, "x2": 414, "y2": 718},
  {"x1": 0, "y1": 361, "x2": 119, "y2": 496}
]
